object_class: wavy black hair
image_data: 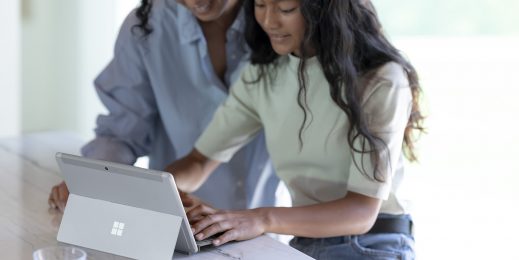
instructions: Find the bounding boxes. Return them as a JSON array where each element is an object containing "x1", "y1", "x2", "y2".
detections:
[
  {"x1": 132, "y1": 0, "x2": 154, "y2": 36},
  {"x1": 244, "y1": 0, "x2": 425, "y2": 181}
]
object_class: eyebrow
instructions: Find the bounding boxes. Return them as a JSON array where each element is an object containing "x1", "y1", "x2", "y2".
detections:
[
  {"x1": 257, "y1": 0, "x2": 296, "y2": 3},
  {"x1": 257, "y1": 0, "x2": 299, "y2": 4}
]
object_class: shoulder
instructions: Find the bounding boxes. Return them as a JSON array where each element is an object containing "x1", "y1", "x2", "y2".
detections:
[
  {"x1": 361, "y1": 62, "x2": 412, "y2": 105},
  {"x1": 240, "y1": 63, "x2": 263, "y2": 83},
  {"x1": 240, "y1": 56, "x2": 290, "y2": 86},
  {"x1": 371, "y1": 62, "x2": 409, "y2": 88},
  {"x1": 115, "y1": 0, "x2": 181, "y2": 46}
]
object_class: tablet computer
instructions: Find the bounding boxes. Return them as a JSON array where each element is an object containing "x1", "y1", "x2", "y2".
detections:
[{"x1": 56, "y1": 152, "x2": 208, "y2": 259}]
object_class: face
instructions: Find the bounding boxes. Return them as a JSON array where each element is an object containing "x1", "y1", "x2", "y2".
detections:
[
  {"x1": 254, "y1": 0, "x2": 306, "y2": 56},
  {"x1": 177, "y1": 0, "x2": 239, "y2": 21}
]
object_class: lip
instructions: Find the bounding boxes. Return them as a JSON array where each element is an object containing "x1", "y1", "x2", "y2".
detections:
[
  {"x1": 267, "y1": 33, "x2": 290, "y2": 43},
  {"x1": 192, "y1": 1, "x2": 211, "y2": 14}
]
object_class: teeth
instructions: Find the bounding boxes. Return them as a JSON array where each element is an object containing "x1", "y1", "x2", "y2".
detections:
[
  {"x1": 271, "y1": 35, "x2": 287, "y2": 39},
  {"x1": 194, "y1": 3, "x2": 210, "y2": 13}
]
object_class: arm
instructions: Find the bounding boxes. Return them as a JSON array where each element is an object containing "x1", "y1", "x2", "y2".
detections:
[
  {"x1": 165, "y1": 149, "x2": 221, "y2": 192},
  {"x1": 49, "y1": 10, "x2": 157, "y2": 211},
  {"x1": 83, "y1": 10, "x2": 158, "y2": 164},
  {"x1": 263, "y1": 192, "x2": 381, "y2": 237},
  {"x1": 166, "y1": 65, "x2": 263, "y2": 192},
  {"x1": 190, "y1": 191, "x2": 381, "y2": 245},
  {"x1": 191, "y1": 64, "x2": 412, "y2": 245}
]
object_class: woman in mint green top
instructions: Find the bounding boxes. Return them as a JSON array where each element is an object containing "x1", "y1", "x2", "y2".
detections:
[{"x1": 168, "y1": 0, "x2": 425, "y2": 259}]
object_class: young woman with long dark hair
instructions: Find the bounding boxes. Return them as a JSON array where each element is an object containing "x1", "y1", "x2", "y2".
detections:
[
  {"x1": 168, "y1": 0, "x2": 424, "y2": 258},
  {"x1": 48, "y1": 0, "x2": 280, "y2": 214}
]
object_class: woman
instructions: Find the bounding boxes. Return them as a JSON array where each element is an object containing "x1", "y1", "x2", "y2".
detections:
[
  {"x1": 169, "y1": 0, "x2": 425, "y2": 259},
  {"x1": 48, "y1": 0, "x2": 279, "y2": 213}
]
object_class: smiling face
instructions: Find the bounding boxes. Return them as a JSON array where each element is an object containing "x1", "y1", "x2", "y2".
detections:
[
  {"x1": 254, "y1": 0, "x2": 306, "y2": 56},
  {"x1": 177, "y1": 0, "x2": 240, "y2": 21}
]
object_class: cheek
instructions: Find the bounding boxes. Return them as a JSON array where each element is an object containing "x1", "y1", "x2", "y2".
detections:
[
  {"x1": 217, "y1": 0, "x2": 228, "y2": 12},
  {"x1": 254, "y1": 7, "x2": 260, "y2": 18},
  {"x1": 206, "y1": 0, "x2": 228, "y2": 16},
  {"x1": 220, "y1": 0, "x2": 229, "y2": 7},
  {"x1": 254, "y1": 11, "x2": 265, "y2": 29},
  {"x1": 293, "y1": 20, "x2": 306, "y2": 45}
]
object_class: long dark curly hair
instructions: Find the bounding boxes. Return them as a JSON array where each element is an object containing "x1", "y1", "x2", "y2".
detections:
[
  {"x1": 133, "y1": 0, "x2": 153, "y2": 36},
  {"x1": 244, "y1": 0, "x2": 425, "y2": 181}
]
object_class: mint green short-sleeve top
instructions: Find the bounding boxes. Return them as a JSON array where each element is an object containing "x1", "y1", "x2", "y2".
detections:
[{"x1": 196, "y1": 55, "x2": 413, "y2": 214}]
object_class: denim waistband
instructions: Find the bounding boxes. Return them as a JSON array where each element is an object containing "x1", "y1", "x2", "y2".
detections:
[{"x1": 293, "y1": 213, "x2": 413, "y2": 243}]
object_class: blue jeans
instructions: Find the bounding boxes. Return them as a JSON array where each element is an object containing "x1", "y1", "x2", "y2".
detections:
[{"x1": 289, "y1": 215, "x2": 415, "y2": 260}]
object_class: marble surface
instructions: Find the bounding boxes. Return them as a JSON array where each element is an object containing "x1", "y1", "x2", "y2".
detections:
[{"x1": 0, "y1": 131, "x2": 312, "y2": 260}]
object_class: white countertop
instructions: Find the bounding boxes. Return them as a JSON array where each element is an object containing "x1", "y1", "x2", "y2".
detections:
[{"x1": 0, "y1": 131, "x2": 312, "y2": 260}]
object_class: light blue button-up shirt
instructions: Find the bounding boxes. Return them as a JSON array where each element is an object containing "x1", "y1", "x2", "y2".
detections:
[{"x1": 81, "y1": 0, "x2": 278, "y2": 210}]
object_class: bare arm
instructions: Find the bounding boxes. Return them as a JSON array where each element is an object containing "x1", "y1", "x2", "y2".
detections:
[
  {"x1": 191, "y1": 191, "x2": 382, "y2": 245},
  {"x1": 263, "y1": 192, "x2": 382, "y2": 237},
  {"x1": 164, "y1": 149, "x2": 221, "y2": 192}
]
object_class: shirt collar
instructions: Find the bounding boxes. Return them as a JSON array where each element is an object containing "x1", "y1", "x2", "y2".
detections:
[
  {"x1": 229, "y1": 7, "x2": 246, "y2": 35},
  {"x1": 177, "y1": 4, "x2": 246, "y2": 45},
  {"x1": 177, "y1": 4, "x2": 203, "y2": 44},
  {"x1": 287, "y1": 54, "x2": 321, "y2": 73}
]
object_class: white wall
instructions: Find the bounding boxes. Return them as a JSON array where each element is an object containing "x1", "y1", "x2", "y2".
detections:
[
  {"x1": 394, "y1": 36, "x2": 519, "y2": 260},
  {"x1": 21, "y1": 0, "x2": 139, "y2": 139},
  {"x1": 22, "y1": 0, "x2": 78, "y2": 134},
  {"x1": 76, "y1": 0, "x2": 118, "y2": 139},
  {"x1": 0, "y1": 0, "x2": 21, "y2": 138}
]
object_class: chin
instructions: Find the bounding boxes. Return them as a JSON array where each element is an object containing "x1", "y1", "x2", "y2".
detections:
[
  {"x1": 272, "y1": 48, "x2": 291, "y2": 56},
  {"x1": 189, "y1": 2, "x2": 226, "y2": 21},
  {"x1": 195, "y1": 14, "x2": 217, "y2": 21},
  {"x1": 194, "y1": 10, "x2": 222, "y2": 21}
]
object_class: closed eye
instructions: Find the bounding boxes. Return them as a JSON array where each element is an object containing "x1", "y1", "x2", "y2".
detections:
[
  {"x1": 280, "y1": 7, "x2": 297, "y2": 14},
  {"x1": 254, "y1": 1, "x2": 266, "y2": 8}
]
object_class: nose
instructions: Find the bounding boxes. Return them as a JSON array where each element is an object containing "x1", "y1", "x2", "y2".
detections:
[{"x1": 262, "y1": 7, "x2": 281, "y2": 30}]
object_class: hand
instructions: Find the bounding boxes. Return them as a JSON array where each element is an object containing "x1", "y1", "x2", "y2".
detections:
[
  {"x1": 179, "y1": 190, "x2": 205, "y2": 209},
  {"x1": 191, "y1": 209, "x2": 268, "y2": 246},
  {"x1": 48, "y1": 181, "x2": 69, "y2": 212},
  {"x1": 183, "y1": 194, "x2": 219, "y2": 223}
]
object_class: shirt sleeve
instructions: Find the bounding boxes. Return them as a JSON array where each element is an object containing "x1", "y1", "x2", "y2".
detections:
[
  {"x1": 81, "y1": 10, "x2": 158, "y2": 164},
  {"x1": 195, "y1": 66, "x2": 263, "y2": 162},
  {"x1": 347, "y1": 64, "x2": 412, "y2": 200}
]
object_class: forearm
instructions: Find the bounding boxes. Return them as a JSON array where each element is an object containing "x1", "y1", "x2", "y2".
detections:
[
  {"x1": 81, "y1": 137, "x2": 137, "y2": 165},
  {"x1": 165, "y1": 149, "x2": 220, "y2": 192},
  {"x1": 261, "y1": 192, "x2": 382, "y2": 237}
]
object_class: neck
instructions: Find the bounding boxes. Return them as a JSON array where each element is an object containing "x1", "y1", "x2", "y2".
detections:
[{"x1": 292, "y1": 48, "x2": 317, "y2": 58}]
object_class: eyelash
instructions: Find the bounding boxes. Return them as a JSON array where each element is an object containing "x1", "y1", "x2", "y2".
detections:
[
  {"x1": 254, "y1": 3, "x2": 265, "y2": 8},
  {"x1": 254, "y1": 4, "x2": 297, "y2": 14},
  {"x1": 280, "y1": 7, "x2": 297, "y2": 14}
]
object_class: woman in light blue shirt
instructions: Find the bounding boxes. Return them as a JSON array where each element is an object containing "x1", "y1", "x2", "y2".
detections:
[{"x1": 48, "y1": 0, "x2": 278, "y2": 211}]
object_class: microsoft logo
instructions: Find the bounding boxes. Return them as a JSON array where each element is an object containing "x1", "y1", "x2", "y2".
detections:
[{"x1": 111, "y1": 221, "x2": 125, "y2": 237}]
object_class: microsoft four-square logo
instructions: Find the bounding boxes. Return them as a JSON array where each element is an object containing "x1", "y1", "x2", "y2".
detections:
[{"x1": 111, "y1": 221, "x2": 125, "y2": 237}]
